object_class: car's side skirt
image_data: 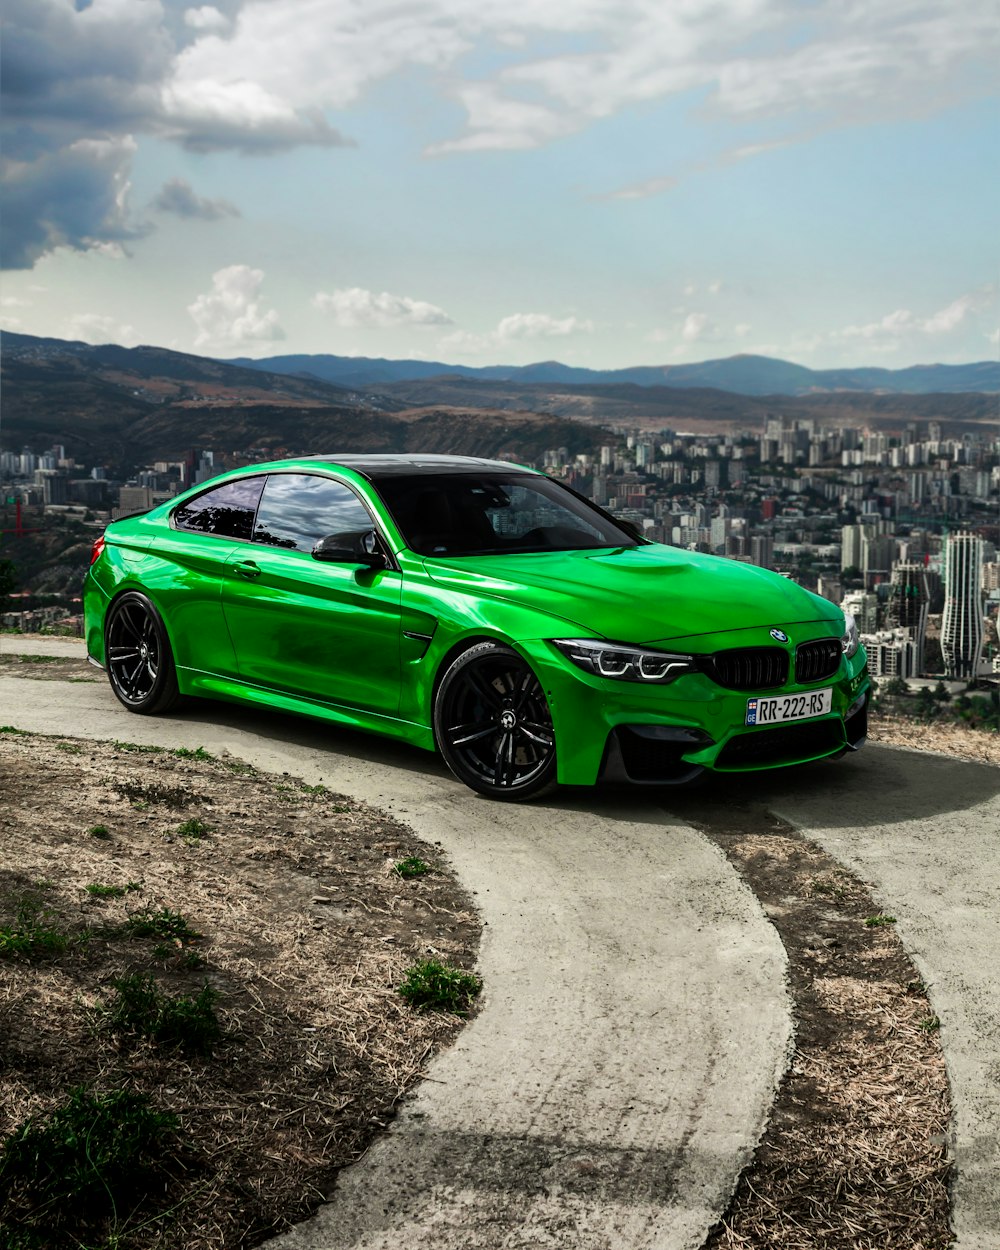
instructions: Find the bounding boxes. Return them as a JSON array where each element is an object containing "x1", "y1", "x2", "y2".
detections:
[{"x1": 178, "y1": 668, "x2": 436, "y2": 752}]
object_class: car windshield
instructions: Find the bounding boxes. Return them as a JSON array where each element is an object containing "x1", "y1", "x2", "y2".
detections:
[{"x1": 370, "y1": 471, "x2": 640, "y2": 557}]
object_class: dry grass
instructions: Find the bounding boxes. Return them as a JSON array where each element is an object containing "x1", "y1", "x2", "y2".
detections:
[
  {"x1": 0, "y1": 731, "x2": 480, "y2": 1249},
  {"x1": 868, "y1": 713, "x2": 1000, "y2": 767},
  {"x1": 696, "y1": 820, "x2": 953, "y2": 1250}
]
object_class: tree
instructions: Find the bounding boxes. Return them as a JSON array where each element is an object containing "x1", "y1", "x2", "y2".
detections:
[
  {"x1": 0, "y1": 559, "x2": 16, "y2": 615},
  {"x1": 932, "y1": 680, "x2": 951, "y2": 702},
  {"x1": 913, "y1": 687, "x2": 939, "y2": 722}
]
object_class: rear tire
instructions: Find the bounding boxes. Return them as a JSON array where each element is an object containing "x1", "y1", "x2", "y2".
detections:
[
  {"x1": 104, "y1": 591, "x2": 180, "y2": 715},
  {"x1": 433, "y1": 641, "x2": 557, "y2": 800}
]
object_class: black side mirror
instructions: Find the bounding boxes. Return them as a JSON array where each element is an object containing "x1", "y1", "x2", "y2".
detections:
[
  {"x1": 619, "y1": 519, "x2": 645, "y2": 541},
  {"x1": 312, "y1": 530, "x2": 386, "y2": 569}
]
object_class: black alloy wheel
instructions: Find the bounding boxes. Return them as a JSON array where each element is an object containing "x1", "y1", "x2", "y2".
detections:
[
  {"x1": 104, "y1": 592, "x2": 180, "y2": 714},
  {"x1": 434, "y1": 641, "x2": 557, "y2": 800}
]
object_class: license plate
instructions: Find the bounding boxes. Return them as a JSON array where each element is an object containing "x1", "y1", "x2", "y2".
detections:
[{"x1": 746, "y1": 688, "x2": 832, "y2": 726}]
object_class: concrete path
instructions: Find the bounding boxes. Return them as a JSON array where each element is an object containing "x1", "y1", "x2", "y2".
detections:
[
  {"x1": 750, "y1": 757, "x2": 1000, "y2": 1250},
  {"x1": 0, "y1": 633, "x2": 88, "y2": 658},
  {"x1": 1, "y1": 668, "x2": 790, "y2": 1250}
]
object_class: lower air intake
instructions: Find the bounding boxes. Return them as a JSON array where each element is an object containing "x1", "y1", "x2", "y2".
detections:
[{"x1": 716, "y1": 719, "x2": 844, "y2": 769}]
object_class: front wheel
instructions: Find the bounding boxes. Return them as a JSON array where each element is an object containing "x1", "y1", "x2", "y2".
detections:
[
  {"x1": 433, "y1": 641, "x2": 557, "y2": 800},
  {"x1": 104, "y1": 591, "x2": 180, "y2": 715}
]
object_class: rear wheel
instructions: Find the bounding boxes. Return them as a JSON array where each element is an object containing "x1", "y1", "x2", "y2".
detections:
[
  {"x1": 104, "y1": 592, "x2": 180, "y2": 714},
  {"x1": 434, "y1": 641, "x2": 557, "y2": 800}
]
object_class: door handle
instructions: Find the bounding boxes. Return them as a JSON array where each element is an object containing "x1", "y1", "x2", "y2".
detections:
[{"x1": 233, "y1": 560, "x2": 261, "y2": 579}]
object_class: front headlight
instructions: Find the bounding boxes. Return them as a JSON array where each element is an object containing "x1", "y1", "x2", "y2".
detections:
[
  {"x1": 841, "y1": 612, "x2": 860, "y2": 658},
  {"x1": 552, "y1": 638, "x2": 696, "y2": 684}
]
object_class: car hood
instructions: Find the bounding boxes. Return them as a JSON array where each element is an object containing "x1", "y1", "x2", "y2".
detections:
[{"x1": 423, "y1": 543, "x2": 841, "y2": 645}]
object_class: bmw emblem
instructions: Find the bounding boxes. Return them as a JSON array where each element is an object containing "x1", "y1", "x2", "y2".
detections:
[{"x1": 769, "y1": 628, "x2": 789, "y2": 643}]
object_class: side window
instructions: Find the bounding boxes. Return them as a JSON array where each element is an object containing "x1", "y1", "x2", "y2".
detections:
[
  {"x1": 173, "y1": 477, "x2": 265, "y2": 540},
  {"x1": 253, "y1": 474, "x2": 375, "y2": 552}
]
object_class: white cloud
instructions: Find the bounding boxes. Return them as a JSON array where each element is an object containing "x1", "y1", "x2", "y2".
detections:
[
  {"x1": 923, "y1": 293, "x2": 982, "y2": 335},
  {"x1": 837, "y1": 289, "x2": 996, "y2": 347},
  {"x1": 437, "y1": 329, "x2": 495, "y2": 356},
  {"x1": 496, "y1": 312, "x2": 594, "y2": 340},
  {"x1": 184, "y1": 6, "x2": 230, "y2": 33},
  {"x1": 5, "y1": 0, "x2": 998, "y2": 266},
  {"x1": 66, "y1": 313, "x2": 138, "y2": 346},
  {"x1": 312, "y1": 287, "x2": 452, "y2": 328},
  {"x1": 440, "y1": 310, "x2": 595, "y2": 357},
  {"x1": 681, "y1": 312, "x2": 710, "y2": 344},
  {"x1": 188, "y1": 264, "x2": 285, "y2": 349}
]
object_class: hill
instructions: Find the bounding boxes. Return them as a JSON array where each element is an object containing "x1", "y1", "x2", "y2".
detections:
[
  {"x1": 228, "y1": 350, "x2": 1000, "y2": 396},
  {"x1": 372, "y1": 377, "x2": 999, "y2": 436},
  {"x1": 0, "y1": 333, "x2": 612, "y2": 471}
]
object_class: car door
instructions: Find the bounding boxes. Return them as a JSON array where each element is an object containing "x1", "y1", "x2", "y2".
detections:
[
  {"x1": 149, "y1": 475, "x2": 266, "y2": 678},
  {"x1": 220, "y1": 472, "x2": 403, "y2": 715}
]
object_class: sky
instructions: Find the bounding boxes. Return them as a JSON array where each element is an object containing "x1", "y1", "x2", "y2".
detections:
[{"x1": 1, "y1": 0, "x2": 998, "y2": 371}]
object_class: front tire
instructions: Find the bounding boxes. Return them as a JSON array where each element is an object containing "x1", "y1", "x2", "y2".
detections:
[
  {"x1": 433, "y1": 641, "x2": 557, "y2": 800},
  {"x1": 104, "y1": 592, "x2": 180, "y2": 715}
]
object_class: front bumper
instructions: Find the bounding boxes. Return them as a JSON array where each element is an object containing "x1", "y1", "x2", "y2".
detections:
[{"x1": 520, "y1": 634, "x2": 871, "y2": 787}]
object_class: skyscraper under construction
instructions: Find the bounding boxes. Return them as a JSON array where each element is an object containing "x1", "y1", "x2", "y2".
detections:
[
  {"x1": 941, "y1": 532, "x2": 985, "y2": 680},
  {"x1": 885, "y1": 562, "x2": 930, "y2": 671}
]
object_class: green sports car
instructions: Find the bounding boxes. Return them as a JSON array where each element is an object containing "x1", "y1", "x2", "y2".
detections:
[{"x1": 83, "y1": 454, "x2": 870, "y2": 800}]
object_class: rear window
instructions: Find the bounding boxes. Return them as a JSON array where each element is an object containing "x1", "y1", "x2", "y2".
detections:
[{"x1": 173, "y1": 477, "x2": 265, "y2": 540}]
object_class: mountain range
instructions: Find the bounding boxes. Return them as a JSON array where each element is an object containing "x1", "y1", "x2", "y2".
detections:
[
  {"x1": 2, "y1": 332, "x2": 997, "y2": 475},
  {"x1": 227, "y1": 351, "x2": 1000, "y2": 396}
]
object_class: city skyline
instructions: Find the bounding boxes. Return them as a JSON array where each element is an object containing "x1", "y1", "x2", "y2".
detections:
[{"x1": 2, "y1": 1, "x2": 998, "y2": 369}]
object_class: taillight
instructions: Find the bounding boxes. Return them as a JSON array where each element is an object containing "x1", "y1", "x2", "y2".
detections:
[{"x1": 89, "y1": 535, "x2": 106, "y2": 566}]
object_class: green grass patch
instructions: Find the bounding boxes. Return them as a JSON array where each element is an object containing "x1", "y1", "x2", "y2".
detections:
[
  {"x1": 88, "y1": 824, "x2": 112, "y2": 840},
  {"x1": 120, "y1": 908, "x2": 200, "y2": 943},
  {"x1": 0, "y1": 725, "x2": 30, "y2": 735},
  {"x1": 0, "y1": 1085, "x2": 178, "y2": 1240},
  {"x1": 398, "y1": 959, "x2": 481, "y2": 1015},
  {"x1": 171, "y1": 746, "x2": 214, "y2": 761},
  {"x1": 86, "y1": 882, "x2": 143, "y2": 900},
  {"x1": 864, "y1": 914, "x2": 898, "y2": 928},
  {"x1": 55, "y1": 741, "x2": 83, "y2": 753},
  {"x1": 175, "y1": 818, "x2": 211, "y2": 840},
  {"x1": 221, "y1": 758, "x2": 256, "y2": 775},
  {"x1": 98, "y1": 974, "x2": 221, "y2": 1054},
  {"x1": 0, "y1": 894, "x2": 71, "y2": 959},
  {"x1": 919, "y1": 1014, "x2": 942, "y2": 1032},
  {"x1": 111, "y1": 740, "x2": 165, "y2": 754},
  {"x1": 394, "y1": 856, "x2": 431, "y2": 879}
]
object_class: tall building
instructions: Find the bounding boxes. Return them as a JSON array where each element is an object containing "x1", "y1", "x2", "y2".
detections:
[
  {"x1": 841, "y1": 524, "x2": 863, "y2": 572},
  {"x1": 841, "y1": 590, "x2": 878, "y2": 634},
  {"x1": 884, "y1": 563, "x2": 930, "y2": 671},
  {"x1": 861, "y1": 629, "x2": 922, "y2": 679},
  {"x1": 941, "y1": 532, "x2": 985, "y2": 680}
]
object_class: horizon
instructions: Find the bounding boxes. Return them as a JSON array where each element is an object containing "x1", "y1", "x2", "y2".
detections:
[
  {"x1": 2, "y1": 2, "x2": 997, "y2": 371},
  {"x1": 2, "y1": 328, "x2": 994, "y2": 378}
]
